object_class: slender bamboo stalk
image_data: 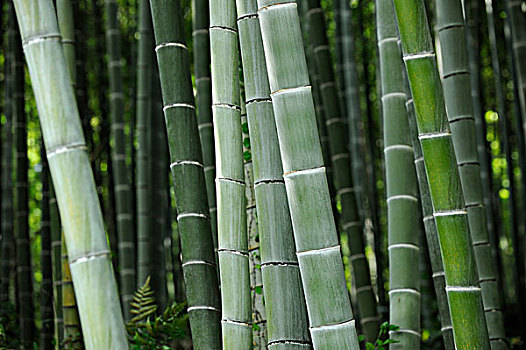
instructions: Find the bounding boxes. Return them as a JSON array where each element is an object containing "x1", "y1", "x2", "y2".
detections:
[
  {"x1": 148, "y1": 1, "x2": 222, "y2": 348},
  {"x1": 135, "y1": 0, "x2": 154, "y2": 287},
  {"x1": 104, "y1": 0, "x2": 136, "y2": 319},
  {"x1": 406, "y1": 95, "x2": 454, "y2": 349},
  {"x1": 192, "y1": 0, "x2": 218, "y2": 254},
  {"x1": 376, "y1": 0, "x2": 420, "y2": 347},
  {"x1": 435, "y1": 0, "x2": 508, "y2": 345},
  {"x1": 62, "y1": 239, "x2": 83, "y2": 349},
  {"x1": 240, "y1": 98, "x2": 268, "y2": 348},
  {"x1": 393, "y1": 0, "x2": 490, "y2": 347},
  {"x1": 40, "y1": 144, "x2": 55, "y2": 350},
  {"x1": 209, "y1": 0, "x2": 252, "y2": 346},
  {"x1": 258, "y1": 0, "x2": 360, "y2": 347},
  {"x1": 235, "y1": 0, "x2": 312, "y2": 347},
  {"x1": 13, "y1": 1, "x2": 128, "y2": 348},
  {"x1": 507, "y1": 0, "x2": 526, "y2": 127},
  {"x1": 50, "y1": 182, "x2": 63, "y2": 345},
  {"x1": 302, "y1": 0, "x2": 379, "y2": 339},
  {"x1": 12, "y1": 12, "x2": 35, "y2": 348}
]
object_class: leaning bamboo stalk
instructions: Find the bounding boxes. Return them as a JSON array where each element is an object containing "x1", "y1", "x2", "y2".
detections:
[
  {"x1": 209, "y1": 0, "x2": 253, "y2": 346},
  {"x1": 13, "y1": 1, "x2": 128, "y2": 348},
  {"x1": 376, "y1": 0, "x2": 420, "y2": 347},
  {"x1": 393, "y1": 0, "x2": 490, "y2": 347},
  {"x1": 192, "y1": 0, "x2": 218, "y2": 253},
  {"x1": 235, "y1": 0, "x2": 312, "y2": 347},
  {"x1": 302, "y1": 0, "x2": 379, "y2": 339},
  {"x1": 435, "y1": 0, "x2": 507, "y2": 345},
  {"x1": 258, "y1": 0, "x2": 360, "y2": 347},
  {"x1": 104, "y1": 0, "x2": 136, "y2": 319},
  {"x1": 12, "y1": 12, "x2": 35, "y2": 347},
  {"x1": 149, "y1": 0, "x2": 222, "y2": 348}
]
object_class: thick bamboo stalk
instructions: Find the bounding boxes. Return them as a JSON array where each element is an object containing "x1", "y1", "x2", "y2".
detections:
[
  {"x1": 258, "y1": 0, "x2": 359, "y2": 347},
  {"x1": 13, "y1": 1, "x2": 128, "y2": 348},
  {"x1": 104, "y1": 0, "x2": 136, "y2": 319},
  {"x1": 235, "y1": 0, "x2": 312, "y2": 347},
  {"x1": 12, "y1": 12, "x2": 35, "y2": 348},
  {"x1": 435, "y1": 0, "x2": 507, "y2": 346},
  {"x1": 376, "y1": 0, "x2": 420, "y2": 347},
  {"x1": 192, "y1": 0, "x2": 218, "y2": 254},
  {"x1": 302, "y1": 0, "x2": 379, "y2": 339},
  {"x1": 209, "y1": 0, "x2": 253, "y2": 346},
  {"x1": 149, "y1": 0, "x2": 222, "y2": 348},
  {"x1": 393, "y1": 0, "x2": 490, "y2": 347},
  {"x1": 405, "y1": 92, "x2": 454, "y2": 350},
  {"x1": 240, "y1": 99, "x2": 268, "y2": 348},
  {"x1": 40, "y1": 145, "x2": 55, "y2": 350},
  {"x1": 135, "y1": 0, "x2": 154, "y2": 287}
]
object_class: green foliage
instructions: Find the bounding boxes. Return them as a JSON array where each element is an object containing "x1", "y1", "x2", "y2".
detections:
[
  {"x1": 359, "y1": 321, "x2": 400, "y2": 350},
  {"x1": 0, "y1": 302, "x2": 20, "y2": 349},
  {"x1": 127, "y1": 277, "x2": 189, "y2": 349}
]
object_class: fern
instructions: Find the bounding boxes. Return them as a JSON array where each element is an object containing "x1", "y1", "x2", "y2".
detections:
[{"x1": 129, "y1": 276, "x2": 158, "y2": 324}]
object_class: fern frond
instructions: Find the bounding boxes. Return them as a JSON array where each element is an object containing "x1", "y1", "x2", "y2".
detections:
[{"x1": 128, "y1": 276, "x2": 159, "y2": 324}]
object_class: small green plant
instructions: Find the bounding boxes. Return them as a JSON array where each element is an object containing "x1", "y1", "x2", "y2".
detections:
[
  {"x1": 126, "y1": 277, "x2": 189, "y2": 349},
  {"x1": 0, "y1": 301, "x2": 20, "y2": 349},
  {"x1": 358, "y1": 322, "x2": 400, "y2": 350}
]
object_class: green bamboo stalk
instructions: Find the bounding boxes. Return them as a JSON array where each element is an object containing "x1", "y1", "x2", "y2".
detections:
[
  {"x1": 13, "y1": 1, "x2": 128, "y2": 348},
  {"x1": 62, "y1": 240, "x2": 84, "y2": 349},
  {"x1": 104, "y1": 0, "x2": 136, "y2": 320},
  {"x1": 40, "y1": 144, "x2": 55, "y2": 350},
  {"x1": 258, "y1": 0, "x2": 359, "y2": 347},
  {"x1": 393, "y1": 0, "x2": 490, "y2": 347},
  {"x1": 148, "y1": 0, "x2": 222, "y2": 348},
  {"x1": 192, "y1": 0, "x2": 218, "y2": 254},
  {"x1": 240, "y1": 98, "x2": 268, "y2": 348},
  {"x1": 12, "y1": 12, "x2": 35, "y2": 348},
  {"x1": 376, "y1": 0, "x2": 420, "y2": 347},
  {"x1": 302, "y1": 0, "x2": 379, "y2": 340},
  {"x1": 407, "y1": 95, "x2": 454, "y2": 350},
  {"x1": 235, "y1": 1, "x2": 312, "y2": 347},
  {"x1": 50, "y1": 183, "x2": 64, "y2": 345},
  {"x1": 209, "y1": 0, "x2": 252, "y2": 346},
  {"x1": 135, "y1": 0, "x2": 154, "y2": 287},
  {"x1": 507, "y1": 0, "x2": 526, "y2": 126},
  {"x1": 435, "y1": 0, "x2": 507, "y2": 345}
]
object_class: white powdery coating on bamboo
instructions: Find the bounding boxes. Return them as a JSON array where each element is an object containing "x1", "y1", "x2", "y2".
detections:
[
  {"x1": 270, "y1": 85, "x2": 311, "y2": 97},
  {"x1": 337, "y1": 187, "x2": 355, "y2": 196},
  {"x1": 310, "y1": 318, "x2": 355, "y2": 330},
  {"x1": 155, "y1": 42, "x2": 188, "y2": 51},
  {"x1": 177, "y1": 212, "x2": 209, "y2": 220},
  {"x1": 283, "y1": 166, "x2": 325, "y2": 179},
  {"x1": 389, "y1": 329, "x2": 422, "y2": 337},
  {"x1": 22, "y1": 33, "x2": 61, "y2": 46},
  {"x1": 377, "y1": 37, "x2": 399, "y2": 46},
  {"x1": 381, "y1": 92, "x2": 407, "y2": 101},
  {"x1": 418, "y1": 131, "x2": 451, "y2": 140},
  {"x1": 434, "y1": 209, "x2": 468, "y2": 217},
  {"x1": 47, "y1": 142, "x2": 87, "y2": 158},
  {"x1": 384, "y1": 144, "x2": 414, "y2": 153},
  {"x1": 445, "y1": 286, "x2": 481, "y2": 292},
  {"x1": 343, "y1": 221, "x2": 361, "y2": 230},
  {"x1": 388, "y1": 243, "x2": 419, "y2": 251},
  {"x1": 432, "y1": 271, "x2": 445, "y2": 278},
  {"x1": 296, "y1": 245, "x2": 340, "y2": 256},
  {"x1": 386, "y1": 195, "x2": 418, "y2": 203},
  {"x1": 170, "y1": 160, "x2": 204, "y2": 168},
  {"x1": 163, "y1": 103, "x2": 195, "y2": 112},
  {"x1": 182, "y1": 260, "x2": 216, "y2": 268},
  {"x1": 222, "y1": 319, "x2": 252, "y2": 327},
  {"x1": 69, "y1": 251, "x2": 111, "y2": 265},
  {"x1": 187, "y1": 306, "x2": 221, "y2": 312},
  {"x1": 403, "y1": 52, "x2": 436, "y2": 61},
  {"x1": 389, "y1": 288, "x2": 421, "y2": 295}
]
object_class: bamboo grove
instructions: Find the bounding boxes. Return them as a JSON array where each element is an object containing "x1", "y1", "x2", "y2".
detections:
[{"x1": 0, "y1": 0, "x2": 525, "y2": 349}]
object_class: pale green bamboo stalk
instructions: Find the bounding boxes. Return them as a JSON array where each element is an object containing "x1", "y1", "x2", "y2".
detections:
[
  {"x1": 435, "y1": 0, "x2": 507, "y2": 346},
  {"x1": 258, "y1": 0, "x2": 359, "y2": 347},
  {"x1": 104, "y1": 0, "x2": 136, "y2": 319},
  {"x1": 507, "y1": 0, "x2": 526, "y2": 128},
  {"x1": 393, "y1": 0, "x2": 490, "y2": 347},
  {"x1": 209, "y1": 0, "x2": 252, "y2": 346},
  {"x1": 13, "y1": 1, "x2": 128, "y2": 348},
  {"x1": 376, "y1": 0, "x2": 420, "y2": 347},
  {"x1": 241, "y1": 99, "x2": 268, "y2": 348},
  {"x1": 192, "y1": 0, "x2": 218, "y2": 254},
  {"x1": 236, "y1": 1, "x2": 312, "y2": 347},
  {"x1": 302, "y1": 0, "x2": 379, "y2": 339},
  {"x1": 149, "y1": 0, "x2": 222, "y2": 348},
  {"x1": 50, "y1": 183, "x2": 64, "y2": 346}
]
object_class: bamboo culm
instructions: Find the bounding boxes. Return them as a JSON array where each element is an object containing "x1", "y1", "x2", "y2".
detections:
[
  {"x1": 393, "y1": 0, "x2": 491, "y2": 347},
  {"x1": 235, "y1": 0, "x2": 312, "y2": 347},
  {"x1": 149, "y1": 0, "x2": 222, "y2": 348},
  {"x1": 13, "y1": 1, "x2": 128, "y2": 348},
  {"x1": 258, "y1": 0, "x2": 360, "y2": 347},
  {"x1": 376, "y1": 0, "x2": 420, "y2": 347}
]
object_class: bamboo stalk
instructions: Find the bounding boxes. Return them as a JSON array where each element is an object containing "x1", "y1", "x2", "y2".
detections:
[
  {"x1": 235, "y1": 0, "x2": 312, "y2": 347},
  {"x1": 50, "y1": 182, "x2": 64, "y2": 345},
  {"x1": 435, "y1": 0, "x2": 508, "y2": 345},
  {"x1": 302, "y1": 0, "x2": 379, "y2": 339},
  {"x1": 376, "y1": 0, "x2": 420, "y2": 347},
  {"x1": 149, "y1": 0, "x2": 222, "y2": 348},
  {"x1": 258, "y1": 0, "x2": 360, "y2": 347},
  {"x1": 506, "y1": 0, "x2": 526, "y2": 127},
  {"x1": 62, "y1": 239, "x2": 84, "y2": 349},
  {"x1": 104, "y1": 0, "x2": 136, "y2": 319},
  {"x1": 393, "y1": 0, "x2": 490, "y2": 347},
  {"x1": 13, "y1": 1, "x2": 128, "y2": 348}
]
